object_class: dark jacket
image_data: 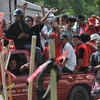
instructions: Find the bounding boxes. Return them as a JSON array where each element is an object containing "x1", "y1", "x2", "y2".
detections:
[{"x1": 5, "y1": 21, "x2": 29, "y2": 49}]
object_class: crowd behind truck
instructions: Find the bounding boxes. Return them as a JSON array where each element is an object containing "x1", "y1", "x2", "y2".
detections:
[{"x1": 1, "y1": 1, "x2": 100, "y2": 100}]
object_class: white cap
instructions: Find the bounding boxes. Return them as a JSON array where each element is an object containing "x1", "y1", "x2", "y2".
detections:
[{"x1": 90, "y1": 33, "x2": 100, "y2": 41}]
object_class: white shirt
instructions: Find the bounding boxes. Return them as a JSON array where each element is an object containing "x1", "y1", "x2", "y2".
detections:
[
  {"x1": 40, "y1": 26, "x2": 48, "y2": 50},
  {"x1": 0, "y1": 95, "x2": 4, "y2": 100},
  {"x1": 63, "y1": 42, "x2": 76, "y2": 71}
]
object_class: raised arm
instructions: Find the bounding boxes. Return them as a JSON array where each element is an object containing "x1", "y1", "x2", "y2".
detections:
[{"x1": 41, "y1": 8, "x2": 57, "y2": 24}]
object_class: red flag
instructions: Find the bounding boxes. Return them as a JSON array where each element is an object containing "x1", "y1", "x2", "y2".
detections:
[
  {"x1": 27, "y1": 60, "x2": 52, "y2": 82},
  {"x1": 5, "y1": 70, "x2": 16, "y2": 79},
  {"x1": 27, "y1": 51, "x2": 68, "y2": 83}
]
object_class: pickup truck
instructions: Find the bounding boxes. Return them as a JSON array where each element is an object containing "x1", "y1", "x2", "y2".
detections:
[{"x1": 6, "y1": 49, "x2": 97, "y2": 100}]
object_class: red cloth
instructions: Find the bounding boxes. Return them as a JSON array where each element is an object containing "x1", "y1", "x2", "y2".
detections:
[
  {"x1": 75, "y1": 43, "x2": 89, "y2": 68},
  {"x1": 85, "y1": 26, "x2": 98, "y2": 35},
  {"x1": 42, "y1": 46, "x2": 49, "y2": 60}
]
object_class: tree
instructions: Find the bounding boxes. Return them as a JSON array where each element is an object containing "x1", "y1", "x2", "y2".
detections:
[{"x1": 26, "y1": 0, "x2": 99, "y2": 17}]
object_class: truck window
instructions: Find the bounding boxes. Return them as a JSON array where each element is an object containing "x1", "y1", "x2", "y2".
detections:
[{"x1": 7, "y1": 53, "x2": 28, "y2": 76}]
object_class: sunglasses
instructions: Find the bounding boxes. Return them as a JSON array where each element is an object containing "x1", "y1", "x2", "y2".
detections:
[{"x1": 25, "y1": 20, "x2": 32, "y2": 22}]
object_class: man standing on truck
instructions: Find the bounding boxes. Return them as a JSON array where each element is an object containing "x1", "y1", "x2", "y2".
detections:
[
  {"x1": 60, "y1": 34, "x2": 76, "y2": 73},
  {"x1": 72, "y1": 34, "x2": 89, "y2": 72},
  {"x1": 5, "y1": 9, "x2": 43, "y2": 66}
]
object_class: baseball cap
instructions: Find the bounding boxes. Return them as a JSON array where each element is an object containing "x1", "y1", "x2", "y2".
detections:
[
  {"x1": 90, "y1": 33, "x2": 100, "y2": 41},
  {"x1": 60, "y1": 34, "x2": 68, "y2": 39},
  {"x1": 88, "y1": 17, "x2": 96, "y2": 26}
]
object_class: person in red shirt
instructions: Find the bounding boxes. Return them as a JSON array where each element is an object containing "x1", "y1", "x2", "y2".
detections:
[
  {"x1": 77, "y1": 15, "x2": 87, "y2": 34},
  {"x1": 80, "y1": 33, "x2": 97, "y2": 62},
  {"x1": 85, "y1": 17, "x2": 98, "y2": 35},
  {"x1": 72, "y1": 34, "x2": 89, "y2": 72}
]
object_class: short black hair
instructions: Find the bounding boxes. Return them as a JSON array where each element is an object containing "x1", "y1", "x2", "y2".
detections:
[
  {"x1": 67, "y1": 16, "x2": 76, "y2": 23},
  {"x1": 80, "y1": 33, "x2": 90, "y2": 43},
  {"x1": 77, "y1": 15, "x2": 84, "y2": 21},
  {"x1": 62, "y1": 14, "x2": 68, "y2": 19},
  {"x1": 72, "y1": 34, "x2": 81, "y2": 40},
  {"x1": 60, "y1": 34, "x2": 69, "y2": 39},
  {"x1": 25, "y1": 15, "x2": 33, "y2": 22}
]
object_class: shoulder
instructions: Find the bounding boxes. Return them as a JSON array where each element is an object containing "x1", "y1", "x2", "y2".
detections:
[
  {"x1": 64, "y1": 42, "x2": 73, "y2": 49},
  {"x1": 71, "y1": 28, "x2": 77, "y2": 33}
]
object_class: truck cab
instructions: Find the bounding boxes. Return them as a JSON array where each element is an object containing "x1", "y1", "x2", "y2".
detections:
[{"x1": 6, "y1": 49, "x2": 95, "y2": 100}]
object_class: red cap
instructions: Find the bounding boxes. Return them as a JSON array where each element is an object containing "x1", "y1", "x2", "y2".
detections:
[
  {"x1": 88, "y1": 17, "x2": 96, "y2": 26},
  {"x1": 49, "y1": 32, "x2": 58, "y2": 39}
]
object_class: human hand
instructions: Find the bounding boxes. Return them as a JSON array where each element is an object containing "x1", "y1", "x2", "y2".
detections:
[
  {"x1": 23, "y1": 2, "x2": 28, "y2": 10},
  {"x1": 73, "y1": 69, "x2": 78, "y2": 73},
  {"x1": 49, "y1": 7, "x2": 58, "y2": 13},
  {"x1": 18, "y1": 33, "x2": 26, "y2": 39}
]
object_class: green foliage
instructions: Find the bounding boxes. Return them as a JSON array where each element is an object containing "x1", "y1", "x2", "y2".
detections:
[{"x1": 26, "y1": 0, "x2": 100, "y2": 17}]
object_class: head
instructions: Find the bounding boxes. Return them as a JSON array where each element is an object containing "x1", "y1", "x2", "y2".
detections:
[
  {"x1": 24, "y1": 16, "x2": 33, "y2": 28},
  {"x1": 90, "y1": 33, "x2": 100, "y2": 43},
  {"x1": 14, "y1": 9, "x2": 24, "y2": 22},
  {"x1": 96, "y1": 39, "x2": 100, "y2": 51},
  {"x1": 67, "y1": 16, "x2": 76, "y2": 27},
  {"x1": 88, "y1": 17, "x2": 96, "y2": 29},
  {"x1": 50, "y1": 19, "x2": 59, "y2": 31},
  {"x1": 72, "y1": 34, "x2": 81, "y2": 47},
  {"x1": 34, "y1": 13, "x2": 41, "y2": 24},
  {"x1": 77, "y1": 15, "x2": 85, "y2": 27},
  {"x1": 56, "y1": 14, "x2": 68, "y2": 26},
  {"x1": 8, "y1": 59, "x2": 17, "y2": 71},
  {"x1": 80, "y1": 33, "x2": 90, "y2": 43},
  {"x1": 60, "y1": 34, "x2": 69, "y2": 46}
]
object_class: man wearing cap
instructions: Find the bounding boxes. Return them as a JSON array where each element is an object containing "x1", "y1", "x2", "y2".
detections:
[
  {"x1": 85, "y1": 17, "x2": 100, "y2": 35},
  {"x1": 77, "y1": 15, "x2": 87, "y2": 34},
  {"x1": 60, "y1": 34, "x2": 76, "y2": 73}
]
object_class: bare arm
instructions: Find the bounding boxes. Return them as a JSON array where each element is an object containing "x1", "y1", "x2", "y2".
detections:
[
  {"x1": 22, "y1": 2, "x2": 28, "y2": 17},
  {"x1": 41, "y1": 8, "x2": 57, "y2": 24}
]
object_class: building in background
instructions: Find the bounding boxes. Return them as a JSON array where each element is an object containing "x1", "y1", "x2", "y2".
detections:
[{"x1": 0, "y1": 0, "x2": 54, "y2": 22}]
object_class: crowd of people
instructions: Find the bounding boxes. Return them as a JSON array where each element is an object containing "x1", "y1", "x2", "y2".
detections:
[{"x1": 1, "y1": 3, "x2": 100, "y2": 75}]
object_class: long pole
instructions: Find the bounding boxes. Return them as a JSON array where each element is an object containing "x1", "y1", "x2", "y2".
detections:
[
  {"x1": 28, "y1": 36, "x2": 36, "y2": 100},
  {"x1": 49, "y1": 39, "x2": 57, "y2": 100}
]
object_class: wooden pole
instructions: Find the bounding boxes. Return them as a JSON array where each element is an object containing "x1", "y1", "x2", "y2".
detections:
[
  {"x1": 28, "y1": 36, "x2": 36, "y2": 100},
  {"x1": 0, "y1": 38, "x2": 8, "y2": 100},
  {"x1": 0, "y1": 56, "x2": 8, "y2": 100},
  {"x1": 49, "y1": 39, "x2": 57, "y2": 100},
  {"x1": 7, "y1": 73, "x2": 12, "y2": 100}
]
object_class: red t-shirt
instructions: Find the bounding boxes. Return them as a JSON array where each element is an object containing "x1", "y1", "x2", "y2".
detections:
[
  {"x1": 85, "y1": 26, "x2": 98, "y2": 35},
  {"x1": 76, "y1": 43, "x2": 89, "y2": 67}
]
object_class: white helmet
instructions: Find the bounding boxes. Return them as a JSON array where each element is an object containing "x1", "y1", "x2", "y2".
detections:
[{"x1": 90, "y1": 33, "x2": 100, "y2": 41}]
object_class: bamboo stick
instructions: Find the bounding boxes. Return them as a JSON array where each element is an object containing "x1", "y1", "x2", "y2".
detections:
[
  {"x1": 28, "y1": 36, "x2": 36, "y2": 100},
  {"x1": 7, "y1": 73, "x2": 12, "y2": 100},
  {"x1": 49, "y1": 39, "x2": 57, "y2": 100},
  {"x1": 0, "y1": 56, "x2": 8, "y2": 100}
]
